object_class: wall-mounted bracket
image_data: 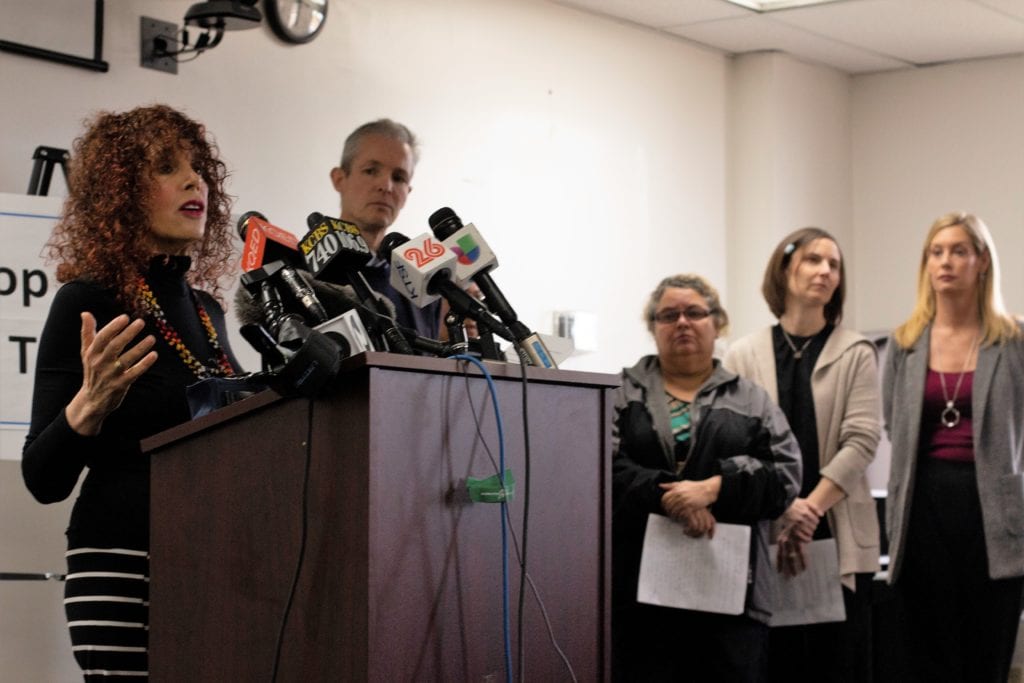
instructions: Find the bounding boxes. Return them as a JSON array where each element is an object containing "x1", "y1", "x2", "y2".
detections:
[{"x1": 140, "y1": 16, "x2": 178, "y2": 74}]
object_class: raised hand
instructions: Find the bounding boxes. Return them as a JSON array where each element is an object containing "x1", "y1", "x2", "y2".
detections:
[{"x1": 65, "y1": 312, "x2": 158, "y2": 436}]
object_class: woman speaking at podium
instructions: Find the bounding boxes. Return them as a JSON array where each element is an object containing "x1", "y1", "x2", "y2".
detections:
[{"x1": 22, "y1": 105, "x2": 241, "y2": 680}]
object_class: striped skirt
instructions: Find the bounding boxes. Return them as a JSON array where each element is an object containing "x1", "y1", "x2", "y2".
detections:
[{"x1": 64, "y1": 546, "x2": 149, "y2": 680}]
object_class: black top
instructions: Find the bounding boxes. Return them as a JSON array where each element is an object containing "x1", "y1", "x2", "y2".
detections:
[
  {"x1": 22, "y1": 256, "x2": 241, "y2": 548},
  {"x1": 773, "y1": 323, "x2": 833, "y2": 539}
]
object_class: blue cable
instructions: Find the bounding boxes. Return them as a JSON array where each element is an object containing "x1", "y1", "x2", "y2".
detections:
[{"x1": 452, "y1": 354, "x2": 512, "y2": 683}]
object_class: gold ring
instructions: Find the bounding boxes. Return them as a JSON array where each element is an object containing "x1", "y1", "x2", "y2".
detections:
[{"x1": 114, "y1": 359, "x2": 124, "y2": 373}]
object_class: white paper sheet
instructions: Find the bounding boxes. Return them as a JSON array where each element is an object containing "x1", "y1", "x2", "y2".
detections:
[
  {"x1": 636, "y1": 514, "x2": 751, "y2": 615},
  {"x1": 768, "y1": 538, "x2": 846, "y2": 626}
]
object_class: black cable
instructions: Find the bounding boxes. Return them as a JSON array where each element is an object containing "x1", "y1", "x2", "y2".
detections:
[
  {"x1": 459, "y1": 360, "x2": 578, "y2": 682},
  {"x1": 153, "y1": 27, "x2": 217, "y2": 62},
  {"x1": 269, "y1": 398, "x2": 315, "y2": 682},
  {"x1": 514, "y1": 347, "x2": 531, "y2": 683}
]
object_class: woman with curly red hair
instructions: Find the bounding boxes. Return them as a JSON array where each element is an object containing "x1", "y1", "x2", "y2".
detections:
[{"x1": 22, "y1": 104, "x2": 242, "y2": 680}]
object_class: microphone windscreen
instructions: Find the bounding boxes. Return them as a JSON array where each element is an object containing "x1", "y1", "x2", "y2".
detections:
[
  {"x1": 233, "y1": 285, "x2": 264, "y2": 326},
  {"x1": 428, "y1": 207, "x2": 463, "y2": 240},
  {"x1": 236, "y1": 210, "x2": 268, "y2": 240},
  {"x1": 377, "y1": 231, "x2": 410, "y2": 262}
]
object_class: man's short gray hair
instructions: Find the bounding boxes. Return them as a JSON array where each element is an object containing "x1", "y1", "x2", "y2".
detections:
[{"x1": 339, "y1": 118, "x2": 419, "y2": 172}]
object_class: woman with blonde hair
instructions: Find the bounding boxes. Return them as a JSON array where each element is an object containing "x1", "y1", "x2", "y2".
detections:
[
  {"x1": 725, "y1": 227, "x2": 881, "y2": 682},
  {"x1": 883, "y1": 212, "x2": 1024, "y2": 682}
]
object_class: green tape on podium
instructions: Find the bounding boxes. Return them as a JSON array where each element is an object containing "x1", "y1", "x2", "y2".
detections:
[{"x1": 467, "y1": 469, "x2": 516, "y2": 503}]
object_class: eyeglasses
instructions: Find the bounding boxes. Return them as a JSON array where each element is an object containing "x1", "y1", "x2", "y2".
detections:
[{"x1": 652, "y1": 307, "x2": 716, "y2": 325}]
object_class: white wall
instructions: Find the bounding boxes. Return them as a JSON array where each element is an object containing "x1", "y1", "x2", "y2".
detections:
[
  {"x1": 727, "y1": 52, "x2": 852, "y2": 339},
  {"x1": 851, "y1": 54, "x2": 1024, "y2": 333},
  {"x1": 1, "y1": 0, "x2": 730, "y2": 374}
]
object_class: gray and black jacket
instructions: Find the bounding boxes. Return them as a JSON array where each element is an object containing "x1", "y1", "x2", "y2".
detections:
[{"x1": 612, "y1": 355, "x2": 802, "y2": 623}]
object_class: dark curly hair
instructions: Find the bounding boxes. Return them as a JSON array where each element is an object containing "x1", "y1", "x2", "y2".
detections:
[{"x1": 47, "y1": 104, "x2": 233, "y2": 312}]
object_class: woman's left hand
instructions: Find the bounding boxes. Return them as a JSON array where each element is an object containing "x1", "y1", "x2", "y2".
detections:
[
  {"x1": 679, "y1": 507, "x2": 716, "y2": 538},
  {"x1": 777, "y1": 537, "x2": 808, "y2": 577}
]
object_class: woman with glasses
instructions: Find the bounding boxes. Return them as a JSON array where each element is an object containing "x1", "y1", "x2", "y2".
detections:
[
  {"x1": 724, "y1": 228, "x2": 881, "y2": 683},
  {"x1": 612, "y1": 273, "x2": 801, "y2": 682},
  {"x1": 883, "y1": 212, "x2": 1024, "y2": 683}
]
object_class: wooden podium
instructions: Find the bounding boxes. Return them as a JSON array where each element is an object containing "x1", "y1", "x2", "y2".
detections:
[{"x1": 144, "y1": 353, "x2": 618, "y2": 681}]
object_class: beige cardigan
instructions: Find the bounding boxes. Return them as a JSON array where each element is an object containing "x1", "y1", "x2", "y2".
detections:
[{"x1": 724, "y1": 327, "x2": 882, "y2": 588}]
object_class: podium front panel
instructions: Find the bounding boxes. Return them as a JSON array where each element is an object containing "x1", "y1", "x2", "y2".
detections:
[{"x1": 149, "y1": 356, "x2": 615, "y2": 681}]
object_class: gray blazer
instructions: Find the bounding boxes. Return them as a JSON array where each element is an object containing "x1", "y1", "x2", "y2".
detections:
[{"x1": 883, "y1": 324, "x2": 1024, "y2": 582}]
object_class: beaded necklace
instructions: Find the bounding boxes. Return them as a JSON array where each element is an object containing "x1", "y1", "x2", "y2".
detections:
[{"x1": 137, "y1": 277, "x2": 234, "y2": 379}]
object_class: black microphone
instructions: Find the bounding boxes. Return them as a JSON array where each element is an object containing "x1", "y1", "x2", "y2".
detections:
[
  {"x1": 277, "y1": 264, "x2": 329, "y2": 324},
  {"x1": 236, "y1": 212, "x2": 330, "y2": 325},
  {"x1": 298, "y1": 272, "x2": 411, "y2": 353},
  {"x1": 378, "y1": 232, "x2": 514, "y2": 342},
  {"x1": 242, "y1": 259, "x2": 329, "y2": 326},
  {"x1": 428, "y1": 208, "x2": 556, "y2": 368},
  {"x1": 295, "y1": 271, "x2": 363, "y2": 317},
  {"x1": 300, "y1": 212, "x2": 413, "y2": 354},
  {"x1": 235, "y1": 270, "x2": 341, "y2": 397},
  {"x1": 239, "y1": 265, "x2": 311, "y2": 349},
  {"x1": 299, "y1": 212, "x2": 373, "y2": 282}
]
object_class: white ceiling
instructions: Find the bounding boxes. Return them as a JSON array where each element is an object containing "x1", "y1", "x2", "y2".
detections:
[{"x1": 549, "y1": 0, "x2": 1024, "y2": 74}]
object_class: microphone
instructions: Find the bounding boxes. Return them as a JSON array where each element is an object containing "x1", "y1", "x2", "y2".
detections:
[
  {"x1": 236, "y1": 283, "x2": 374, "y2": 357},
  {"x1": 238, "y1": 264, "x2": 311, "y2": 348},
  {"x1": 237, "y1": 211, "x2": 306, "y2": 272},
  {"x1": 379, "y1": 232, "x2": 514, "y2": 342},
  {"x1": 299, "y1": 212, "x2": 372, "y2": 281},
  {"x1": 428, "y1": 208, "x2": 499, "y2": 286},
  {"x1": 396, "y1": 325, "x2": 453, "y2": 357},
  {"x1": 236, "y1": 212, "x2": 329, "y2": 324},
  {"x1": 299, "y1": 272, "x2": 416, "y2": 354},
  {"x1": 295, "y1": 270, "x2": 365, "y2": 317},
  {"x1": 277, "y1": 263, "x2": 328, "y2": 324},
  {"x1": 299, "y1": 212, "x2": 413, "y2": 354},
  {"x1": 315, "y1": 309, "x2": 375, "y2": 358},
  {"x1": 242, "y1": 259, "x2": 329, "y2": 326},
  {"x1": 428, "y1": 207, "x2": 556, "y2": 368},
  {"x1": 235, "y1": 271, "x2": 341, "y2": 397}
]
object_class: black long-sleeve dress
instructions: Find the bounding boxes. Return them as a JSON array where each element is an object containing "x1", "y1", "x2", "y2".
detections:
[{"x1": 22, "y1": 255, "x2": 241, "y2": 680}]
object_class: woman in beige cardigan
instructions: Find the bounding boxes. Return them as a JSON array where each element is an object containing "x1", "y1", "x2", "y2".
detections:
[{"x1": 725, "y1": 227, "x2": 881, "y2": 683}]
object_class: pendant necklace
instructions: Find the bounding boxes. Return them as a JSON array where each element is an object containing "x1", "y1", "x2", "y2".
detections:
[
  {"x1": 937, "y1": 335, "x2": 978, "y2": 429},
  {"x1": 780, "y1": 328, "x2": 814, "y2": 360}
]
